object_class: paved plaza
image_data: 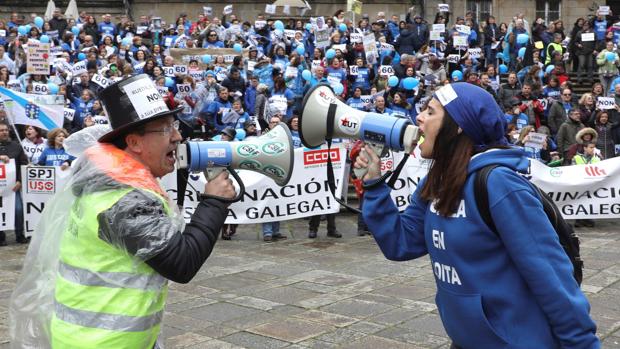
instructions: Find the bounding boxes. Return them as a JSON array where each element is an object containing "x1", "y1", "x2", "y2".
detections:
[{"x1": 0, "y1": 214, "x2": 619, "y2": 348}]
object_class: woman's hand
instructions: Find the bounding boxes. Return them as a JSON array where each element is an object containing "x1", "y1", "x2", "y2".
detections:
[{"x1": 354, "y1": 144, "x2": 382, "y2": 181}]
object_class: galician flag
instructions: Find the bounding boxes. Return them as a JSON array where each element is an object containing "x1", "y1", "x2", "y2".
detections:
[{"x1": 0, "y1": 87, "x2": 64, "y2": 130}]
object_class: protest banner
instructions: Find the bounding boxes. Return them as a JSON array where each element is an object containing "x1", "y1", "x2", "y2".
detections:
[
  {"x1": 170, "y1": 48, "x2": 248, "y2": 69},
  {"x1": 315, "y1": 28, "x2": 331, "y2": 48},
  {"x1": 0, "y1": 161, "x2": 16, "y2": 230},
  {"x1": 27, "y1": 42, "x2": 51, "y2": 75},
  {"x1": 161, "y1": 145, "x2": 347, "y2": 223},
  {"x1": 0, "y1": 87, "x2": 64, "y2": 130},
  {"x1": 363, "y1": 32, "x2": 378, "y2": 64}
]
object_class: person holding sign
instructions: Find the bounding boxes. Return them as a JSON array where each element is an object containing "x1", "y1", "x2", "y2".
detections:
[
  {"x1": 596, "y1": 41, "x2": 620, "y2": 94},
  {"x1": 574, "y1": 21, "x2": 596, "y2": 84},
  {"x1": 0, "y1": 122, "x2": 28, "y2": 246},
  {"x1": 354, "y1": 83, "x2": 600, "y2": 349},
  {"x1": 10, "y1": 75, "x2": 236, "y2": 348}
]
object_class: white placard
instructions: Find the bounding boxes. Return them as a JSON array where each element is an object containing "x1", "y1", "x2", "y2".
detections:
[
  {"x1": 432, "y1": 24, "x2": 446, "y2": 32},
  {"x1": 136, "y1": 26, "x2": 147, "y2": 35},
  {"x1": 188, "y1": 70, "x2": 203, "y2": 81},
  {"x1": 265, "y1": 4, "x2": 276, "y2": 14},
  {"x1": 121, "y1": 78, "x2": 169, "y2": 120},
  {"x1": 285, "y1": 66, "x2": 298, "y2": 78},
  {"x1": 360, "y1": 95, "x2": 372, "y2": 104},
  {"x1": 524, "y1": 132, "x2": 547, "y2": 149},
  {"x1": 430, "y1": 31, "x2": 442, "y2": 41},
  {"x1": 597, "y1": 97, "x2": 616, "y2": 110},
  {"x1": 315, "y1": 28, "x2": 330, "y2": 49},
  {"x1": 203, "y1": 6, "x2": 213, "y2": 16},
  {"x1": 223, "y1": 5, "x2": 233, "y2": 15},
  {"x1": 176, "y1": 83, "x2": 192, "y2": 95},
  {"x1": 599, "y1": 6, "x2": 610, "y2": 16},
  {"x1": 157, "y1": 86, "x2": 168, "y2": 96},
  {"x1": 255, "y1": 20, "x2": 267, "y2": 30},
  {"x1": 438, "y1": 3, "x2": 450, "y2": 12},
  {"x1": 350, "y1": 33, "x2": 363, "y2": 43},
  {"x1": 454, "y1": 36, "x2": 469, "y2": 47},
  {"x1": 0, "y1": 30, "x2": 6, "y2": 37},
  {"x1": 284, "y1": 30, "x2": 296, "y2": 39},
  {"x1": 63, "y1": 108, "x2": 75, "y2": 121},
  {"x1": 380, "y1": 43, "x2": 394, "y2": 51},
  {"x1": 582, "y1": 32, "x2": 595, "y2": 42},
  {"x1": 174, "y1": 65, "x2": 188, "y2": 75},
  {"x1": 268, "y1": 95, "x2": 288, "y2": 114},
  {"x1": 349, "y1": 65, "x2": 359, "y2": 75},
  {"x1": 27, "y1": 42, "x2": 51, "y2": 75},
  {"x1": 247, "y1": 60, "x2": 257, "y2": 72},
  {"x1": 163, "y1": 66, "x2": 175, "y2": 77},
  {"x1": 72, "y1": 61, "x2": 87, "y2": 75},
  {"x1": 467, "y1": 47, "x2": 482, "y2": 59},
  {"x1": 379, "y1": 65, "x2": 394, "y2": 76},
  {"x1": 32, "y1": 83, "x2": 49, "y2": 95},
  {"x1": 0, "y1": 161, "x2": 16, "y2": 231},
  {"x1": 456, "y1": 25, "x2": 471, "y2": 35},
  {"x1": 91, "y1": 73, "x2": 110, "y2": 88}
]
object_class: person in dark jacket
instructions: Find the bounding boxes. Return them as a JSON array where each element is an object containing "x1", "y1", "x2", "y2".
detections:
[
  {"x1": 48, "y1": 9, "x2": 68, "y2": 35},
  {"x1": 0, "y1": 122, "x2": 28, "y2": 245},
  {"x1": 395, "y1": 25, "x2": 417, "y2": 55},
  {"x1": 9, "y1": 74, "x2": 236, "y2": 348},
  {"x1": 497, "y1": 72, "x2": 520, "y2": 111},
  {"x1": 547, "y1": 87, "x2": 574, "y2": 136},
  {"x1": 574, "y1": 21, "x2": 596, "y2": 84},
  {"x1": 221, "y1": 67, "x2": 246, "y2": 97},
  {"x1": 354, "y1": 83, "x2": 599, "y2": 349},
  {"x1": 483, "y1": 15, "x2": 501, "y2": 64}
]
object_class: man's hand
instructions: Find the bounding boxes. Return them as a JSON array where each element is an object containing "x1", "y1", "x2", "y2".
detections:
[
  {"x1": 0, "y1": 155, "x2": 10, "y2": 163},
  {"x1": 12, "y1": 181, "x2": 21, "y2": 192},
  {"x1": 205, "y1": 171, "x2": 236, "y2": 199},
  {"x1": 61, "y1": 162, "x2": 70, "y2": 171}
]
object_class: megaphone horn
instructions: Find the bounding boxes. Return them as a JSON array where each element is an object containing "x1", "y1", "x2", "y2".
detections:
[
  {"x1": 176, "y1": 123, "x2": 295, "y2": 200},
  {"x1": 299, "y1": 84, "x2": 420, "y2": 153}
]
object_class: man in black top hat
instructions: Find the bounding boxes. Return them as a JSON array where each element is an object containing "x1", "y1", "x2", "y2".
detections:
[{"x1": 10, "y1": 74, "x2": 237, "y2": 348}]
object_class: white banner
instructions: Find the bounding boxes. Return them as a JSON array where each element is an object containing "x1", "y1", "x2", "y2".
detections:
[
  {"x1": 0, "y1": 161, "x2": 16, "y2": 230},
  {"x1": 161, "y1": 146, "x2": 347, "y2": 224},
  {"x1": 21, "y1": 166, "x2": 71, "y2": 236}
]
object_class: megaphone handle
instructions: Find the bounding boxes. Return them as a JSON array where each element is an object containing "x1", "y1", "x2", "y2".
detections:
[
  {"x1": 353, "y1": 143, "x2": 384, "y2": 179},
  {"x1": 200, "y1": 166, "x2": 246, "y2": 203}
]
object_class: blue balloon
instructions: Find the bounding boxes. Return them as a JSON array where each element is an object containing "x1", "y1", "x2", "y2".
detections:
[
  {"x1": 545, "y1": 65, "x2": 555, "y2": 74},
  {"x1": 274, "y1": 20, "x2": 285, "y2": 31},
  {"x1": 25, "y1": 25, "x2": 32, "y2": 33},
  {"x1": 301, "y1": 69, "x2": 312, "y2": 81},
  {"x1": 333, "y1": 82, "x2": 344, "y2": 95},
  {"x1": 77, "y1": 52, "x2": 86, "y2": 61},
  {"x1": 388, "y1": 76, "x2": 399, "y2": 87},
  {"x1": 233, "y1": 43, "x2": 242, "y2": 53},
  {"x1": 606, "y1": 52, "x2": 616, "y2": 62},
  {"x1": 305, "y1": 23, "x2": 312, "y2": 31},
  {"x1": 516, "y1": 33, "x2": 529, "y2": 45},
  {"x1": 538, "y1": 70, "x2": 544, "y2": 79},
  {"x1": 39, "y1": 35, "x2": 50, "y2": 43},
  {"x1": 296, "y1": 45, "x2": 305, "y2": 55},
  {"x1": 18, "y1": 26, "x2": 28, "y2": 36},
  {"x1": 71, "y1": 26, "x2": 80, "y2": 36},
  {"x1": 121, "y1": 37, "x2": 132, "y2": 47},
  {"x1": 518, "y1": 47, "x2": 526, "y2": 58},
  {"x1": 402, "y1": 77, "x2": 419, "y2": 90},
  {"x1": 499, "y1": 64, "x2": 508, "y2": 74},
  {"x1": 165, "y1": 77, "x2": 174, "y2": 87},
  {"x1": 451, "y1": 70, "x2": 463, "y2": 81},
  {"x1": 326, "y1": 49, "x2": 336, "y2": 59},
  {"x1": 47, "y1": 83, "x2": 59, "y2": 95},
  {"x1": 339, "y1": 23, "x2": 347, "y2": 32},
  {"x1": 202, "y1": 54, "x2": 212, "y2": 64},
  {"x1": 212, "y1": 134, "x2": 222, "y2": 141},
  {"x1": 496, "y1": 52, "x2": 504, "y2": 61},
  {"x1": 34, "y1": 16, "x2": 44, "y2": 29},
  {"x1": 235, "y1": 129, "x2": 246, "y2": 140}
]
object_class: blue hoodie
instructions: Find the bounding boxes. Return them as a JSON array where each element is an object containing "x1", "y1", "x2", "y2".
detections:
[{"x1": 362, "y1": 148, "x2": 599, "y2": 349}]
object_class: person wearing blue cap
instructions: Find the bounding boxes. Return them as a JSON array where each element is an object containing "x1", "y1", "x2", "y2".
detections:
[{"x1": 354, "y1": 83, "x2": 600, "y2": 349}]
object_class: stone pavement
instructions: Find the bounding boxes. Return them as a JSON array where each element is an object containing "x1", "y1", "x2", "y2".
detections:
[{"x1": 0, "y1": 215, "x2": 619, "y2": 348}]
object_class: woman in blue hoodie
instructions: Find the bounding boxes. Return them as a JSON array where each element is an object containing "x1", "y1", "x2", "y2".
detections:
[{"x1": 354, "y1": 83, "x2": 599, "y2": 349}]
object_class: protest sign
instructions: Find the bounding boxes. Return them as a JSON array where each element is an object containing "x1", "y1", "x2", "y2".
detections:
[
  {"x1": 169, "y1": 48, "x2": 248, "y2": 69},
  {"x1": 0, "y1": 161, "x2": 16, "y2": 230},
  {"x1": 72, "y1": 61, "x2": 87, "y2": 76},
  {"x1": 432, "y1": 24, "x2": 446, "y2": 32},
  {"x1": 27, "y1": 42, "x2": 51, "y2": 75},
  {"x1": 92, "y1": 74, "x2": 111, "y2": 88},
  {"x1": 599, "y1": 6, "x2": 610, "y2": 15},
  {"x1": 223, "y1": 5, "x2": 234, "y2": 15},
  {"x1": 32, "y1": 83, "x2": 49, "y2": 95},
  {"x1": 349, "y1": 65, "x2": 359, "y2": 75},
  {"x1": 430, "y1": 31, "x2": 442, "y2": 41},
  {"x1": 203, "y1": 6, "x2": 213, "y2": 16},
  {"x1": 597, "y1": 97, "x2": 616, "y2": 110},
  {"x1": 453, "y1": 36, "x2": 468, "y2": 47},
  {"x1": 438, "y1": 3, "x2": 449, "y2": 12},
  {"x1": 524, "y1": 132, "x2": 547, "y2": 149},
  {"x1": 315, "y1": 28, "x2": 331, "y2": 48},
  {"x1": 379, "y1": 65, "x2": 394, "y2": 76},
  {"x1": 176, "y1": 84, "x2": 192, "y2": 96}
]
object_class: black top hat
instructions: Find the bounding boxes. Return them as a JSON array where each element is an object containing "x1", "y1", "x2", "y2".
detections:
[{"x1": 97, "y1": 74, "x2": 182, "y2": 143}]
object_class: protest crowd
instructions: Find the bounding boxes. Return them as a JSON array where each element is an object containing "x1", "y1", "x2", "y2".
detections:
[{"x1": 1, "y1": 4, "x2": 620, "y2": 244}]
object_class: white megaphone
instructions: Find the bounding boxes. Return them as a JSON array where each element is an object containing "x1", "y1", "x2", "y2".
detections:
[
  {"x1": 299, "y1": 84, "x2": 421, "y2": 179},
  {"x1": 176, "y1": 123, "x2": 294, "y2": 202}
]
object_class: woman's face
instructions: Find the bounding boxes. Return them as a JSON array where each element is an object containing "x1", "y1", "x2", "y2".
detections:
[
  {"x1": 586, "y1": 95, "x2": 593, "y2": 104},
  {"x1": 55, "y1": 132, "x2": 66, "y2": 148},
  {"x1": 406, "y1": 67, "x2": 414, "y2": 76},
  {"x1": 394, "y1": 94, "x2": 401, "y2": 103},
  {"x1": 290, "y1": 117, "x2": 299, "y2": 130},
  {"x1": 153, "y1": 66, "x2": 162, "y2": 76},
  {"x1": 416, "y1": 98, "x2": 445, "y2": 158},
  {"x1": 593, "y1": 84, "x2": 603, "y2": 94},
  {"x1": 25, "y1": 127, "x2": 38, "y2": 140}
]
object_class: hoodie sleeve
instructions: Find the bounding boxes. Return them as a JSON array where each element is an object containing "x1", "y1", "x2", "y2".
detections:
[
  {"x1": 362, "y1": 182, "x2": 428, "y2": 261},
  {"x1": 487, "y1": 170, "x2": 599, "y2": 349}
]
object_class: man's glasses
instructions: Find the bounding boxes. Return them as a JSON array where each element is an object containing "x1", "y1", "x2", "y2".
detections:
[
  {"x1": 563, "y1": 93, "x2": 572, "y2": 96},
  {"x1": 144, "y1": 120, "x2": 180, "y2": 136}
]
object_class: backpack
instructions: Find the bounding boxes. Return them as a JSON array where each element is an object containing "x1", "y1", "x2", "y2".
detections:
[{"x1": 474, "y1": 164, "x2": 584, "y2": 285}]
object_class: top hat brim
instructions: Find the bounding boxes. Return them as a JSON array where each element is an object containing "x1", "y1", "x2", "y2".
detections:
[{"x1": 98, "y1": 105, "x2": 184, "y2": 143}]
